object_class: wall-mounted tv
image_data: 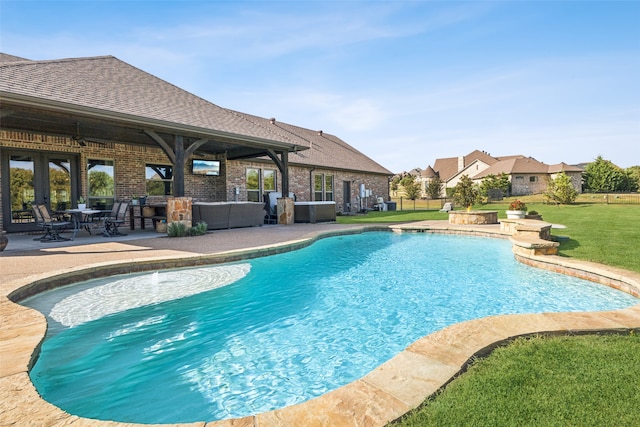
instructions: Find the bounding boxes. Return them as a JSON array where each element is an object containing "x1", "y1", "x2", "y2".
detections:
[{"x1": 192, "y1": 159, "x2": 220, "y2": 176}]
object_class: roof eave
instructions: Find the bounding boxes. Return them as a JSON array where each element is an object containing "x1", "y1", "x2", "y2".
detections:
[{"x1": 0, "y1": 91, "x2": 304, "y2": 152}]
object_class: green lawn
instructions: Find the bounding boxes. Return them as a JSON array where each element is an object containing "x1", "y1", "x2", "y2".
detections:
[
  {"x1": 336, "y1": 203, "x2": 640, "y2": 426},
  {"x1": 393, "y1": 333, "x2": 640, "y2": 426}
]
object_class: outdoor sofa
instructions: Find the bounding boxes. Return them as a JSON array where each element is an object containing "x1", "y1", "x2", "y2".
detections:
[{"x1": 192, "y1": 202, "x2": 265, "y2": 230}]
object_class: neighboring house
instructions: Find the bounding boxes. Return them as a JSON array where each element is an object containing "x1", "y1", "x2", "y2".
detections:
[
  {"x1": 419, "y1": 165, "x2": 438, "y2": 195},
  {"x1": 0, "y1": 53, "x2": 392, "y2": 232},
  {"x1": 422, "y1": 150, "x2": 582, "y2": 197}
]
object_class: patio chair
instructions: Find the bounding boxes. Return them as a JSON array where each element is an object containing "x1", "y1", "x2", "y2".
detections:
[
  {"x1": 439, "y1": 202, "x2": 453, "y2": 212},
  {"x1": 98, "y1": 201, "x2": 120, "y2": 236},
  {"x1": 263, "y1": 193, "x2": 277, "y2": 224},
  {"x1": 33, "y1": 204, "x2": 71, "y2": 242},
  {"x1": 103, "y1": 201, "x2": 129, "y2": 237}
]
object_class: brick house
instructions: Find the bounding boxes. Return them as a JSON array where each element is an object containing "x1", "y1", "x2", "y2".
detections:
[
  {"x1": 423, "y1": 149, "x2": 582, "y2": 197},
  {"x1": 0, "y1": 53, "x2": 391, "y2": 233}
]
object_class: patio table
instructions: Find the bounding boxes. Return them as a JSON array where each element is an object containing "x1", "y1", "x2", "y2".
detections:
[{"x1": 59, "y1": 209, "x2": 103, "y2": 240}]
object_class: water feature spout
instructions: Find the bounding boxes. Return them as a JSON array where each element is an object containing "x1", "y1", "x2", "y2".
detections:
[{"x1": 151, "y1": 271, "x2": 159, "y2": 286}]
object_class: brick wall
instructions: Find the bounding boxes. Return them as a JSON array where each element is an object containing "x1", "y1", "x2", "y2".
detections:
[
  {"x1": 510, "y1": 172, "x2": 582, "y2": 196},
  {"x1": 511, "y1": 174, "x2": 549, "y2": 196},
  {"x1": 230, "y1": 160, "x2": 390, "y2": 213},
  {"x1": 1, "y1": 131, "x2": 225, "y2": 231}
]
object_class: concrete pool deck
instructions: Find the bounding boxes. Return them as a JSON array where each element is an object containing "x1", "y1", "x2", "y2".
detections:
[{"x1": 1, "y1": 221, "x2": 640, "y2": 426}]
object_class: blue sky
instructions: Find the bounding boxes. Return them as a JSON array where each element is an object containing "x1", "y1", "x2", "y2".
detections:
[{"x1": 1, "y1": 0, "x2": 638, "y2": 173}]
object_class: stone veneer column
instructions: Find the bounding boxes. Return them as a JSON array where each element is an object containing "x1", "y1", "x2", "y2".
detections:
[
  {"x1": 277, "y1": 197, "x2": 294, "y2": 225},
  {"x1": 167, "y1": 197, "x2": 192, "y2": 228}
]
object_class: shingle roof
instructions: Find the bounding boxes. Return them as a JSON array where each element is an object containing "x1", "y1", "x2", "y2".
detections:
[
  {"x1": 473, "y1": 156, "x2": 571, "y2": 179},
  {"x1": 0, "y1": 53, "x2": 30, "y2": 64},
  {"x1": 0, "y1": 55, "x2": 297, "y2": 146},
  {"x1": 433, "y1": 149, "x2": 499, "y2": 181},
  {"x1": 421, "y1": 165, "x2": 438, "y2": 178},
  {"x1": 433, "y1": 149, "x2": 583, "y2": 181},
  {"x1": 229, "y1": 112, "x2": 392, "y2": 175},
  {"x1": 1, "y1": 54, "x2": 392, "y2": 174},
  {"x1": 548, "y1": 162, "x2": 583, "y2": 173},
  {"x1": 472, "y1": 158, "x2": 519, "y2": 179}
]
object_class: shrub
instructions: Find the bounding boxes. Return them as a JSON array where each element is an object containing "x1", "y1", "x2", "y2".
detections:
[
  {"x1": 479, "y1": 173, "x2": 510, "y2": 200},
  {"x1": 167, "y1": 221, "x2": 208, "y2": 237},
  {"x1": 545, "y1": 172, "x2": 578, "y2": 204},
  {"x1": 167, "y1": 221, "x2": 188, "y2": 237},
  {"x1": 189, "y1": 221, "x2": 208, "y2": 236}
]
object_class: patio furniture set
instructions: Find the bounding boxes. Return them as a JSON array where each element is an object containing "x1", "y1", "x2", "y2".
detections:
[
  {"x1": 32, "y1": 202, "x2": 130, "y2": 242},
  {"x1": 32, "y1": 194, "x2": 338, "y2": 243}
]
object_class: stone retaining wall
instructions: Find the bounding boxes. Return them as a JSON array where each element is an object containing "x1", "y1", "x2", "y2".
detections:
[{"x1": 448, "y1": 210, "x2": 498, "y2": 225}]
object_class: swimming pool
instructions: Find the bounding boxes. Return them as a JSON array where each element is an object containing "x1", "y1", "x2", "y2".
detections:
[{"x1": 24, "y1": 232, "x2": 638, "y2": 423}]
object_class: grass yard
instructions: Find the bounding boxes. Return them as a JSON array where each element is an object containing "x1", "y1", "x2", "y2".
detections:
[
  {"x1": 393, "y1": 333, "x2": 640, "y2": 427},
  {"x1": 337, "y1": 203, "x2": 640, "y2": 426}
]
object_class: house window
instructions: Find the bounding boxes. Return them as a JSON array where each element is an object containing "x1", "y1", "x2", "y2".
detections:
[
  {"x1": 325, "y1": 175, "x2": 334, "y2": 201},
  {"x1": 247, "y1": 168, "x2": 277, "y2": 202},
  {"x1": 146, "y1": 164, "x2": 173, "y2": 196},
  {"x1": 264, "y1": 169, "x2": 276, "y2": 192},
  {"x1": 88, "y1": 159, "x2": 115, "y2": 209},
  {"x1": 515, "y1": 176, "x2": 524, "y2": 181},
  {"x1": 314, "y1": 173, "x2": 334, "y2": 201},
  {"x1": 529, "y1": 176, "x2": 537, "y2": 183}
]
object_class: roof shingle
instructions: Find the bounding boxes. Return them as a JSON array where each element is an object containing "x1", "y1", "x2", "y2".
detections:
[{"x1": 230, "y1": 112, "x2": 392, "y2": 174}]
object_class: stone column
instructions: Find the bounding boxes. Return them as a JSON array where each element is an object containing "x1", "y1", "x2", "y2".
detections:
[
  {"x1": 277, "y1": 197, "x2": 294, "y2": 225},
  {"x1": 167, "y1": 197, "x2": 192, "y2": 228}
]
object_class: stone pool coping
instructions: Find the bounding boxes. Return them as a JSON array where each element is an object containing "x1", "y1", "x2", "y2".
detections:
[{"x1": 1, "y1": 221, "x2": 639, "y2": 426}]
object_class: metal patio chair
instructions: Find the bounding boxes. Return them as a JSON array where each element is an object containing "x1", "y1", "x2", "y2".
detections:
[
  {"x1": 33, "y1": 204, "x2": 71, "y2": 242},
  {"x1": 103, "y1": 201, "x2": 129, "y2": 237}
]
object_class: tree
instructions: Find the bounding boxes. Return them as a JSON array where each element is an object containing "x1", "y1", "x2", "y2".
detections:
[
  {"x1": 452, "y1": 175, "x2": 479, "y2": 210},
  {"x1": 425, "y1": 176, "x2": 443, "y2": 199},
  {"x1": 621, "y1": 168, "x2": 639, "y2": 192},
  {"x1": 583, "y1": 156, "x2": 627, "y2": 193},
  {"x1": 479, "y1": 173, "x2": 510, "y2": 201},
  {"x1": 401, "y1": 176, "x2": 421, "y2": 200},
  {"x1": 390, "y1": 175, "x2": 401, "y2": 196},
  {"x1": 627, "y1": 166, "x2": 640, "y2": 192},
  {"x1": 545, "y1": 172, "x2": 578, "y2": 204}
]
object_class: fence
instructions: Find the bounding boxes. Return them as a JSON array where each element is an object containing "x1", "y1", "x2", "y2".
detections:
[
  {"x1": 389, "y1": 197, "x2": 451, "y2": 211},
  {"x1": 578, "y1": 193, "x2": 640, "y2": 205},
  {"x1": 389, "y1": 193, "x2": 640, "y2": 211},
  {"x1": 483, "y1": 193, "x2": 640, "y2": 206}
]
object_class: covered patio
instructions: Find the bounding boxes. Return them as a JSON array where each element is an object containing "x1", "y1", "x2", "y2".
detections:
[{"x1": 1, "y1": 56, "x2": 306, "y2": 234}]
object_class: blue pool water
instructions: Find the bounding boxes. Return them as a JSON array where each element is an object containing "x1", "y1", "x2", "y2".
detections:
[{"x1": 25, "y1": 232, "x2": 637, "y2": 423}]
